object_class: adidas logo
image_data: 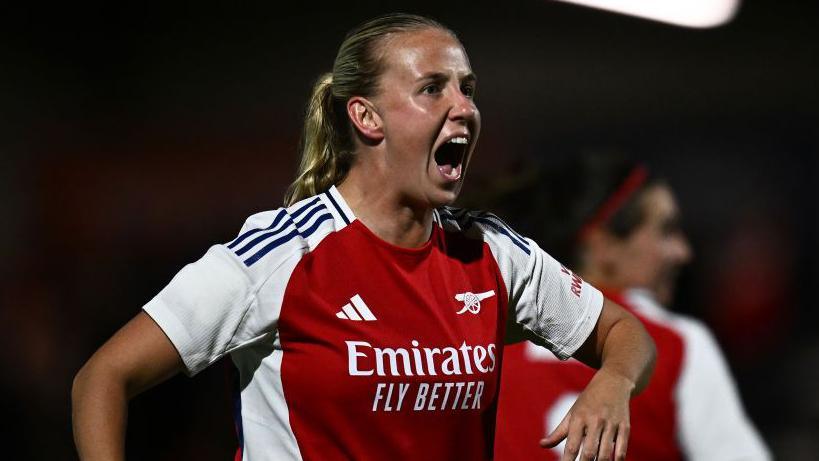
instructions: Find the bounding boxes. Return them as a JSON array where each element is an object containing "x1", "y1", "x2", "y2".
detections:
[{"x1": 336, "y1": 294, "x2": 377, "y2": 321}]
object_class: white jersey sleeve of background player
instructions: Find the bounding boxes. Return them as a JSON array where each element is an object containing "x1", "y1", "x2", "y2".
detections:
[
  {"x1": 143, "y1": 196, "x2": 335, "y2": 376},
  {"x1": 674, "y1": 317, "x2": 772, "y2": 461},
  {"x1": 446, "y1": 209, "x2": 604, "y2": 360}
]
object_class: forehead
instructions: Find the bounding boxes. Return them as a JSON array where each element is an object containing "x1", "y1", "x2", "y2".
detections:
[
  {"x1": 378, "y1": 28, "x2": 472, "y2": 79},
  {"x1": 640, "y1": 184, "x2": 679, "y2": 221}
]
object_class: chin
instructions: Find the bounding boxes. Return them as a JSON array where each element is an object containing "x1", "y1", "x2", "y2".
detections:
[
  {"x1": 653, "y1": 285, "x2": 675, "y2": 306},
  {"x1": 427, "y1": 195, "x2": 456, "y2": 209},
  {"x1": 430, "y1": 185, "x2": 462, "y2": 207}
]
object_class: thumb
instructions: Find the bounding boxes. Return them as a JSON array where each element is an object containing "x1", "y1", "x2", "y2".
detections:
[{"x1": 540, "y1": 411, "x2": 570, "y2": 448}]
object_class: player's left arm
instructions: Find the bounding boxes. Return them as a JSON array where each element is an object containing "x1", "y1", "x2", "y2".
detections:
[{"x1": 541, "y1": 297, "x2": 656, "y2": 461}]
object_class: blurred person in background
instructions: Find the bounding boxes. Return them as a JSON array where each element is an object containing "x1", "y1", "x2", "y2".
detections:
[
  {"x1": 71, "y1": 14, "x2": 656, "y2": 461},
  {"x1": 493, "y1": 155, "x2": 771, "y2": 461}
]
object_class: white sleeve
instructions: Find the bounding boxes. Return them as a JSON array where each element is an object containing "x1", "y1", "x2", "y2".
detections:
[
  {"x1": 143, "y1": 210, "x2": 301, "y2": 376},
  {"x1": 475, "y1": 215, "x2": 603, "y2": 359},
  {"x1": 675, "y1": 318, "x2": 772, "y2": 461}
]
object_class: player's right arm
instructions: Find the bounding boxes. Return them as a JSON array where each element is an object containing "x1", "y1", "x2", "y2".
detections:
[
  {"x1": 71, "y1": 206, "x2": 316, "y2": 460},
  {"x1": 72, "y1": 311, "x2": 184, "y2": 461}
]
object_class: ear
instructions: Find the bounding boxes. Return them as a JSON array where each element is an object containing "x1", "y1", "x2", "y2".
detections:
[
  {"x1": 347, "y1": 97, "x2": 384, "y2": 142},
  {"x1": 584, "y1": 228, "x2": 621, "y2": 268}
]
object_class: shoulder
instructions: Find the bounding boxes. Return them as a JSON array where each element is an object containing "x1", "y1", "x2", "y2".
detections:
[
  {"x1": 671, "y1": 315, "x2": 724, "y2": 362},
  {"x1": 625, "y1": 290, "x2": 723, "y2": 360},
  {"x1": 224, "y1": 193, "x2": 343, "y2": 271},
  {"x1": 436, "y1": 206, "x2": 533, "y2": 256}
]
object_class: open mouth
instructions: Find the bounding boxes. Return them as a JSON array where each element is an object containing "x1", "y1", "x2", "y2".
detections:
[{"x1": 434, "y1": 136, "x2": 469, "y2": 181}]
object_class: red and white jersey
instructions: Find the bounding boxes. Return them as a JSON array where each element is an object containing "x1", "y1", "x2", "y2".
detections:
[
  {"x1": 143, "y1": 186, "x2": 603, "y2": 461},
  {"x1": 494, "y1": 289, "x2": 771, "y2": 461}
]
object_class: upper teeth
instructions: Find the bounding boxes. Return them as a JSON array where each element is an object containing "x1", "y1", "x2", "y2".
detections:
[{"x1": 448, "y1": 137, "x2": 468, "y2": 145}]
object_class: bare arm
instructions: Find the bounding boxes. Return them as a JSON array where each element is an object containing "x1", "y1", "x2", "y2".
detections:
[
  {"x1": 541, "y1": 298, "x2": 656, "y2": 461},
  {"x1": 72, "y1": 311, "x2": 184, "y2": 461}
]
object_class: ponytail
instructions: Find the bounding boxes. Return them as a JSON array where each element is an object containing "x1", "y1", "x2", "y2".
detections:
[{"x1": 284, "y1": 74, "x2": 352, "y2": 206}]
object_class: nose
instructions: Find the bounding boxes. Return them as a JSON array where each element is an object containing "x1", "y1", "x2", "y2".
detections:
[
  {"x1": 448, "y1": 88, "x2": 478, "y2": 123},
  {"x1": 670, "y1": 233, "x2": 693, "y2": 265}
]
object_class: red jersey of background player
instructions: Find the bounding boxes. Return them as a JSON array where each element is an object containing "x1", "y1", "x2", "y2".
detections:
[{"x1": 495, "y1": 289, "x2": 770, "y2": 460}]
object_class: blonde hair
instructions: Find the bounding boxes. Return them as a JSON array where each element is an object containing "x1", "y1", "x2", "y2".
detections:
[{"x1": 284, "y1": 13, "x2": 455, "y2": 205}]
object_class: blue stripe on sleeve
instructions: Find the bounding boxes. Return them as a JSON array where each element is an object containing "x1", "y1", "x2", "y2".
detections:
[
  {"x1": 227, "y1": 209, "x2": 287, "y2": 250},
  {"x1": 234, "y1": 215, "x2": 295, "y2": 256},
  {"x1": 472, "y1": 216, "x2": 531, "y2": 255},
  {"x1": 300, "y1": 213, "x2": 333, "y2": 238},
  {"x1": 291, "y1": 197, "x2": 322, "y2": 219},
  {"x1": 480, "y1": 213, "x2": 529, "y2": 247},
  {"x1": 439, "y1": 207, "x2": 531, "y2": 255},
  {"x1": 294, "y1": 203, "x2": 327, "y2": 228},
  {"x1": 243, "y1": 229, "x2": 301, "y2": 266},
  {"x1": 243, "y1": 212, "x2": 334, "y2": 267}
]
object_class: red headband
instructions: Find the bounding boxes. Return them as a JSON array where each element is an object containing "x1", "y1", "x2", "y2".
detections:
[{"x1": 576, "y1": 165, "x2": 649, "y2": 242}]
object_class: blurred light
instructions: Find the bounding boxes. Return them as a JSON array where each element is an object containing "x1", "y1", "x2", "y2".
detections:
[{"x1": 552, "y1": 0, "x2": 741, "y2": 28}]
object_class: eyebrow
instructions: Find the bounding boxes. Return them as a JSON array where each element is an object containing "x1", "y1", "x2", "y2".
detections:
[{"x1": 418, "y1": 71, "x2": 478, "y2": 83}]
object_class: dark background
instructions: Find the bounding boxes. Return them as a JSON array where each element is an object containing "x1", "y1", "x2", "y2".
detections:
[{"x1": 1, "y1": 1, "x2": 816, "y2": 459}]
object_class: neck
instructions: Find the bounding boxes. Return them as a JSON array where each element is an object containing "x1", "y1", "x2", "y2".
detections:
[
  {"x1": 578, "y1": 266, "x2": 622, "y2": 296},
  {"x1": 337, "y1": 172, "x2": 434, "y2": 249},
  {"x1": 580, "y1": 267, "x2": 662, "y2": 303}
]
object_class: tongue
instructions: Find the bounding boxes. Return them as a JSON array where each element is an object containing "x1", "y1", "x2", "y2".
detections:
[{"x1": 438, "y1": 163, "x2": 461, "y2": 181}]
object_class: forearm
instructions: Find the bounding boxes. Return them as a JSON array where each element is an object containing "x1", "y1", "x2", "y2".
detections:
[
  {"x1": 71, "y1": 312, "x2": 184, "y2": 460},
  {"x1": 542, "y1": 300, "x2": 657, "y2": 459},
  {"x1": 72, "y1": 361, "x2": 129, "y2": 461},
  {"x1": 598, "y1": 313, "x2": 656, "y2": 396}
]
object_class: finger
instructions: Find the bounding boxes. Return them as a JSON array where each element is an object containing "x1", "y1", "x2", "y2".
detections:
[
  {"x1": 561, "y1": 418, "x2": 586, "y2": 461},
  {"x1": 540, "y1": 411, "x2": 570, "y2": 448},
  {"x1": 597, "y1": 422, "x2": 617, "y2": 461},
  {"x1": 579, "y1": 419, "x2": 602, "y2": 461},
  {"x1": 614, "y1": 421, "x2": 630, "y2": 461}
]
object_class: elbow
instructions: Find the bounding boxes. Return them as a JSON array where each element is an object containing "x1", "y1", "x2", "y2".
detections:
[
  {"x1": 72, "y1": 362, "x2": 90, "y2": 408},
  {"x1": 71, "y1": 360, "x2": 96, "y2": 438},
  {"x1": 72, "y1": 358, "x2": 104, "y2": 413},
  {"x1": 72, "y1": 354, "x2": 123, "y2": 408}
]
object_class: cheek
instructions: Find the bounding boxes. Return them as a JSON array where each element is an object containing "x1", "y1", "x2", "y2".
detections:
[
  {"x1": 622, "y1": 241, "x2": 663, "y2": 283},
  {"x1": 385, "y1": 110, "x2": 433, "y2": 145}
]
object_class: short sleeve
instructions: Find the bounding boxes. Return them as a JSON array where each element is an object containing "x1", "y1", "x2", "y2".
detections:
[
  {"x1": 143, "y1": 245, "x2": 257, "y2": 375},
  {"x1": 505, "y1": 238, "x2": 603, "y2": 359},
  {"x1": 453, "y1": 211, "x2": 603, "y2": 359},
  {"x1": 143, "y1": 209, "x2": 304, "y2": 376}
]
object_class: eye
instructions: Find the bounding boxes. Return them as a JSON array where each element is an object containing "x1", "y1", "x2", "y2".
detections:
[
  {"x1": 461, "y1": 83, "x2": 476, "y2": 98},
  {"x1": 660, "y1": 216, "x2": 682, "y2": 237},
  {"x1": 422, "y1": 83, "x2": 442, "y2": 95}
]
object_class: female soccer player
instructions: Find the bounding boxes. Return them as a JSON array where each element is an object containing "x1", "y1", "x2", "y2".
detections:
[
  {"x1": 72, "y1": 14, "x2": 655, "y2": 461},
  {"x1": 494, "y1": 155, "x2": 771, "y2": 460}
]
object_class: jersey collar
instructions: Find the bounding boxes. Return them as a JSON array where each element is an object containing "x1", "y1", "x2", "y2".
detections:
[{"x1": 322, "y1": 185, "x2": 357, "y2": 229}]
